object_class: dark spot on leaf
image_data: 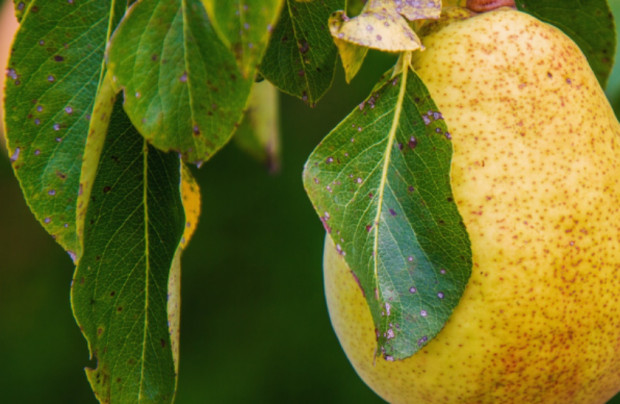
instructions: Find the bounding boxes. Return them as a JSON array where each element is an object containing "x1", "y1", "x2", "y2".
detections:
[
  {"x1": 97, "y1": 327, "x2": 103, "y2": 335},
  {"x1": 103, "y1": 186, "x2": 111, "y2": 193},
  {"x1": 298, "y1": 39, "x2": 310, "y2": 54},
  {"x1": 160, "y1": 339, "x2": 166, "y2": 348},
  {"x1": 151, "y1": 54, "x2": 158, "y2": 61},
  {"x1": 117, "y1": 306, "x2": 123, "y2": 312},
  {"x1": 389, "y1": 209, "x2": 397, "y2": 216},
  {"x1": 54, "y1": 55, "x2": 64, "y2": 62},
  {"x1": 110, "y1": 291, "x2": 116, "y2": 297}
]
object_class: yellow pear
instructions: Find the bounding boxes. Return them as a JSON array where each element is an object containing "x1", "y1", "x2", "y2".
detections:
[{"x1": 324, "y1": 7, "x2": 620, "y2": 404}]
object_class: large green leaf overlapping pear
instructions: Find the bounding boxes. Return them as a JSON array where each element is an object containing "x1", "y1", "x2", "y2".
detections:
[{"x1": 303, "y1": 60, "x2": 472, "y2": 360}]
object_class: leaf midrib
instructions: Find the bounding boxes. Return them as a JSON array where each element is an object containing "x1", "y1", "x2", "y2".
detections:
[
  {"x1": 371, "y1": 65, "x2": 409, "y2": 290},
  {"x1": 137, "y1": 139, "x2": 151, "y2": 402}
]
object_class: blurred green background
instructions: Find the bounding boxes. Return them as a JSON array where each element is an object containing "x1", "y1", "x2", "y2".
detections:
[{"x1": 3, "y1": 2, "x2": 620, "y2": 403}]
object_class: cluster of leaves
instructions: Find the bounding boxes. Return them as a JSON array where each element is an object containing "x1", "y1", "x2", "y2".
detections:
[{"x1": 2, "y1": 0, "x2": 615, "y2": 402}]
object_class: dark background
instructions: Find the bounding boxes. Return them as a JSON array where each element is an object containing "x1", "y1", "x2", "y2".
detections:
[{"x1": 3, "y1": 2, "x2": 620, "y2": 403}]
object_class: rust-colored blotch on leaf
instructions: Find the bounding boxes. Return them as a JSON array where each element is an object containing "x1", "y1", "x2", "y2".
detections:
[{"x1": 324, "y1": 7, "x2": 620, "y2": 404}]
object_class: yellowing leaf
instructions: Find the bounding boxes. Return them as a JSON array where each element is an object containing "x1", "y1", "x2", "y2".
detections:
[
  {"x1": 368, "y1": 0, "x2": 441, "y2": 21},
  {"x1": 167, "y1": 249, "x2": 182, "y2": 374},
  {"x1": 329, "y1": 8, "x2": 422, "y2": 52},
  {"x1": 333, "y1": 38, "x2": 369, "y2": 83},
  {"x1": 234, "y1": 80, "x2": 281, "y2": 171},
  {"x1": 76, "y1": 73, "x2": 117, "y2": 259},
  {"x1": 180, "y1": 164, "x2": 201, "y2": 249}
]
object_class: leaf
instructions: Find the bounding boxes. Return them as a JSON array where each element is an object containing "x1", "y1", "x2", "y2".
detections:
[
  {"x1": 329, "y1": 0, "x2": 440, "y2": 80},
  {"x1": 71, "y1": 98, "x2": 185, "y2": 404},
  {"x1": 168, "y1": 164, "x2": 202, "y2": 375},
  {"x1": 4, "y1": 0, "x2": 125, "y2": 256},
  {"x1": 106, "y1": 0, "x2": 253, "y2": 165},
  {"x1": 180, "y1": 163, "x2": 202, "y2": 248},
  {"x1": 515, "y1": 0, "x2": 616, "y2": 89},
  {"x1": 367, "y1": 0, "x2": 441, "y2": 21},
  {"x1": 77, "y1": 72, "x2": 118, "y2": 252},
  {"x1": 333, "y1": 38, "x2": 368, "y2": 83},
  {"x1": 201, "y1": 0, "x2": 285, "y2": 78},
  {"x1": 303, "y1": 57, "x2": 472, "y2": 360},
  {"x1": 328, "y1": 9, "x2": 423, "y2": 52},
  {"x1": 259, "y1": 0, "x2": 344, "y2": 106},
  {"x1": 234, "y1": 80, "x2": 281, "y2": 172}
]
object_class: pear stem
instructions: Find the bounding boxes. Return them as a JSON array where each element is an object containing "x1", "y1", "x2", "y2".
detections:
[{"x1": 466, "y1": 0, "x2": 516, "y2": 12}]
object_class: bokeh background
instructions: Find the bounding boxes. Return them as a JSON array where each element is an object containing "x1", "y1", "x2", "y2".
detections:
[{"x1": 2, "y1": 1, "x2": 620, "y2": 403}]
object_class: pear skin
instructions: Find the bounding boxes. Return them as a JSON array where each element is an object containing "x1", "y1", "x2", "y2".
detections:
[{"x1": 324, "y1": 8, "x2": 620, "y2": 404}]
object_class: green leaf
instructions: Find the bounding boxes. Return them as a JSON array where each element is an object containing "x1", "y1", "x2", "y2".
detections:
[
  {"x1": 234, "y1": 80, "x2": 281, "y2": 172},
  {"x1": 71, "y1": 98, "x2": 185, "y2": 404},
  {"x1": 106, "y1": 0, "x2": 253, "y2": 165},
  {"x1": 303, "y1": 58, "x2": 472, "y2": 360},
  {"x1": 515, "y1": 0, "x2": 616, "y2": 89},
  {"x1": 259, "y1": 0, "x2": 344, "y2": 106},
  {"x1": 201, "y1": 0, "x2": 285, "y2": 78},
  {"x1": 4, "y1": 0, "x2": 125, "y2": 256}
]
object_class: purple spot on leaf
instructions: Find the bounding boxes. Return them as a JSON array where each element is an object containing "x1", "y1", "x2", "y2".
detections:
[{"x1": 10, "y1": 147, "x2": 20, "y2": 163}]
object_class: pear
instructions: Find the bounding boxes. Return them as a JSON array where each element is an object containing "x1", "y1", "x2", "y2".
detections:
[{"x1": 324, "y1": 7, "x2": 620, "y2": 404}]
